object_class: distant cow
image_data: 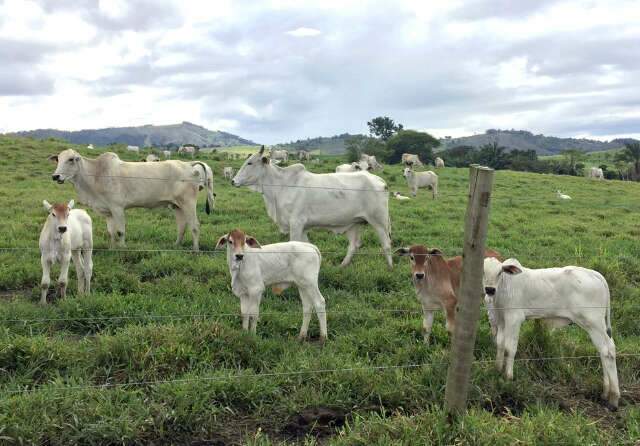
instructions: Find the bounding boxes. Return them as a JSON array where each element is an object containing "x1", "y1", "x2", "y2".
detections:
[
  {"x1": 402, "y1": 153, "x2": 423, "y2": 166},
  {"x1": 589, "y1": 167, "x2": 604, "y2": 180},
  {"x1": 233, "y1": 146, "x2": 392, "y2": 268},
  {"x1": 298, "y1": 150, "x2": 311, "y2": 161},
  {"x1": 223, "y1": 166, "x2": 235, "y2": 179},
  {"x1": 126, "y1": 145, "x2": 139, "y2": 152},
  {"x1": 435, "y1": 157, "x2": 445, "y2": 168},
  {"x1": 360, "y1": 154, "x2": 382, "y2": 170},
  {"x1": 49, "y1": 149, "x2": 215, "y2": 250},
  {"x1": 39, "y1": 200, "x2": 93, "y2": 305},
  {"x1": 162, "y1": 150, "x2": 171, "y2": 158},
  {"x1": 145, "y1": 154, "x2": 160, "y2": 162},
  {"x1": 216, "y1": 228, "x2": 327, "y2": 341},
  {"x1": 396, "y1": 246, "x2": 501, "y2": 343},
  {"x1": 87, "y1": 144, "x2": 94, "y2": 150},
  {"x1": 335, "y1": 161, "x2": 369, "y2": 173},
  {"x1": 403, "y1": 166, "x2": 438, "y2": 199},
  {"x1": 178, "y1": 146, "x2": 196, "y2": 157},
  {"x1": 483, "y1": 257, "x2": 619, "y2": 409},
  {"x1": 271, "y1": 149, "x2": 289, "y2": 163}
]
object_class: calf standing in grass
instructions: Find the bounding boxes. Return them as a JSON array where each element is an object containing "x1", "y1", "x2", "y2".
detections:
[
  {"x1": 396, "y1": 246, "x2": 501, "y2": 343},
  {"x1": 403, "y1": 166, "x2": 438, "y2": 199},
  {"x1": 483, "y1": 257, "x2": 619, "y2": 409},
  {"x1": 216, "y1": 229, "x2": 327, "y2": 342},
  {"x1": 39, "y1": 200, "x2": 93, "y2": 304}
]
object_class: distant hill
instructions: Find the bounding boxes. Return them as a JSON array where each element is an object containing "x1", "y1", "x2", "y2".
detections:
[
  {"x1": 276, "y1": 133, "x2": 362, "y2": 155},
  {"x1": 7, "y1": 122, "x2": 257, "y2": 148},
  {"x1": 440, "y1": 129, "x2": 636, "y2": 155}
]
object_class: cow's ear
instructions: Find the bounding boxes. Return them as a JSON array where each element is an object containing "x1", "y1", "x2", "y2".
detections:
[
  {"x1": 42, "y1": 200, "x2": 52, "y2": 212},
  {"x1": 47, "y1": 155, "x2": 58, "y2": 163},
  {"x1": 502, "y1": 264, "x2": 522, "y2": 275},
  {"x1": 394, "y1": 247, "x2": 410, "y2": 256},
  {"x1": 261, "y1": 156, "x2": 269, "y2": 164},
  {"x1": 67, "y1": 199, "x2": 75, "y2": 210},
  {"x1": 215, "y1": 234, "x2": 228, "y2": 249},
  {"x1": 246, "y1": 237, "x2": 261, "y2": 248},
  {"x1": 428, "y1": 248, "x2": 443, "y2": 256}
]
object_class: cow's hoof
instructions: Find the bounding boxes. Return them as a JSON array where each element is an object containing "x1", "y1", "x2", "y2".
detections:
[{"x1": 297, "y1": 334, "x2": 307, "y2": 343}]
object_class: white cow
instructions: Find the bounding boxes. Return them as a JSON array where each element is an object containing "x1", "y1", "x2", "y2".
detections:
[
  {"x1": 216, "y1": 228, "x2": 327, "y2": 342},
  {"x1": 483, "y1": 257, "x2": 619, "y2": 409},
  {"x1": 335, "y1": 161, "x2": 369, "y2": 173},
  {"x1": 401, "y1": 153, "x2": 423, "y2": 166},
  {"x1": 223, "y1": 166, "x2": 235, "y2": 179},
  {"x1": 145, "y1": 154, "x2": 160, "y2": 162},
  {"x1": 39, "y1": 200, "x2": 93, "y2": 305},
  {"x1": 589, "y1": 167, "x2": 604, "y2": 180},
  {"x1": 232, "y1": 146, "x2": 392, "y2": 268},
  {"x1": 178, "y1": 146, "x2": 197, "y2": 158},
  {"x1": 435, "y1": 157, "x2": 445, "y2": 168},
  {"x1": 271, "y1": 149, "x2": 289, "y2": 163},
  {"x1": 392, "y1": 191, "x2": 410, "y2": 200},
  {"x1": 87, "y1": 144, "x2": 94, "y2": 150},
  {"x1": 298, "y1": 150, "x2": 311, "y2": 161},
  {"x1": 162, "y1": 150, "x2": 171, "y2": 158},
  {"x1": 403, "y1": 166, "x2": 438, "y2": 199},
  {"x1": 312, "y1": 158, "x2": 321, "y2": 165},
  {"x1": 126, "y1": 145, "x2": 139, "y2": 152},
  {"x1": 49, "y1": 149, "x2": 215, "y2": 250},
  {"x1": 360, "y1": 154, "x2": 382, "y2": 170},
  {"x1": 556, "y1": 190, "x2": 571, "y2": 200}
]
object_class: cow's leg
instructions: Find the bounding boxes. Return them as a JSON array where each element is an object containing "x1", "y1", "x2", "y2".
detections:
[
  {"x1": 307, "y1": 286, "x2": 327, "y2": 344},
  {"x1": 106, "y1": 216, "x2": 117, "y2": 247},
  {"x1": 340, "y1": 226, "x2": 361, "y2": 267},
  {"x1": 298, "y1": 289, "x2": 313, "y2": 341},
  {"x1": 82, "y1": 248, "x2": 93, "y2": 294},
  {"x1": 580, "y1": 318, "x2": 620, "y2": 409},
  {"x1": 289, "y1": 220, "x2": 307, "y2": 242},
  {"x1": 71, "y1": 249, "x2": 85, "y2": 294},
  {"x1": 443, "y1": 295, "x2": 457, "y2": 334},
  {"x1": 57, "y1": 254, "x2": 71, "y2": 299},
  {"x1": 40, "y1": 256, "x2": 52, "y2": 305},
  {"x1": 110, "y1": 209, "x2": 126, "y2": 247},
  {"x1": 495, "y1": 326, "x2": 505, "y2": 373},
  {"x1": 371, "y1": 222, "x2": 393, "y2": 269},
  {"x1": 421, "y1": 305, "x2": 435, "y2": 344},
  {"x1": 174, "y1": 207, "x2": 187, "y2": 247},
  {"x1": 184, "y1": 202, "x2": 200, "y2": 251},
  {"x1": 502, "y1": 317, "x2": 523, "y2": 380},
  {"x1": 246, "y1": 292, "x2": 261, "y2": 334},
  {"x1": 239, "y1": 294, "x2": 251, "y2": 331}
]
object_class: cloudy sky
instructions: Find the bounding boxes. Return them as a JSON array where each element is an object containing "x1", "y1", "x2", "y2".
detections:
[{"x1": 1, "y1": 0, "x2": 639, "y2": 144}]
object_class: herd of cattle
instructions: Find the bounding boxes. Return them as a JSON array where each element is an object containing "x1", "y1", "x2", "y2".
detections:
[{"x1": 37, "y1": 145, "x2": 619, "y2": 409}]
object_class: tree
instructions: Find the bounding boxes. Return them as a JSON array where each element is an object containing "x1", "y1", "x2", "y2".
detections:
[
  {"x1": 560, "y1": 149, "x2": 586, "y2": 176},
  {"x1": 440, "y1": 145, "x2": 476, "y2": 167},
  {"x1": 345, "y1": 135, "x2": 389, "y2": 162},
  {"x1": 476, "y1": 142, "x2": 509, "y2": 169},
  {"x1": 385, "y1": 130, "x2": 439, "y2": 164},
  {"x1": 367, "y1": 116, "x2": 403, "y2": 141},
  {"x1": 615, "y1": 142, "x2": 640, "y2": 180}
]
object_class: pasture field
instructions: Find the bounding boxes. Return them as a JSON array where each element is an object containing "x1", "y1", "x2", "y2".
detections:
[
  {"x1": 541, "y1": 148, "x2": 622, "y2": 170},
  {"x1": 0, "y1": 136, "x2": 639, "y2": 445}
]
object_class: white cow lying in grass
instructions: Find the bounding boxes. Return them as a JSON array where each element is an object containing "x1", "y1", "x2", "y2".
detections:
[
  {"x1": 392, "y1": 191, "x2": 410, "y2": 200},
  {"x1": 216, "y1": 228, "x2": 328, "y2": 342},
  {"x1": 335, "y1": 161, "x2": 369, "y2": 173},
  {"x1": 403, "y1": 166, "x2": 438, "y2": 199},
  {"x1": 39, "y1": 200, "x2": 93, "y2": 305},
  {"x1": 556, "y1": 190, "x2": 571, "y2": 200},
  {"x1": 483, "y1": 257, "x2": 619, "y2": 409}
]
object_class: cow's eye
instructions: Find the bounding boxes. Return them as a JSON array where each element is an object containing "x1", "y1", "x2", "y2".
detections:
[
  {"x1": 68, "y1": 159, "x2": 74, "y2": 163},
  {"x1": 247, "y1": 162, "x2": 252, "y2": 165},
  {"x1": 51, "y1": 213, "x2": 56, "y2": 217},
  {"x1": 410, "y1": 255, "x2": 415, "y2": 261}
]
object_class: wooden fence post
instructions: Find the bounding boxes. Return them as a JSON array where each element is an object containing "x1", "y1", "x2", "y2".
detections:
[{"x1": 445, "y1": 165, "x2": 495, "y2": 414}]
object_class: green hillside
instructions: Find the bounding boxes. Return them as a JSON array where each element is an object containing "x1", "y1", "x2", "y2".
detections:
[{"x1": 0, "y1": 136, "x2": 638, "y2": 444}]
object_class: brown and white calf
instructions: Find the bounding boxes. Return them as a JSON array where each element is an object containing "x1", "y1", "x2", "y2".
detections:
[
  {"x1": 216, "y1": 228, "x2": 328, "y2": 342},
  {"x1": 396, "y1": 245, "x2": 501, "y2": 343},
  {"x1": 39, "y1": 200, "x2": 93, "y2": 304}
]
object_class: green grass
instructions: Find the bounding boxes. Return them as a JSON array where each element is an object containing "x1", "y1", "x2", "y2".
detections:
[
  {"x1": 0, "y1": 136, "x2": 639, "y2": 445},
  {"x1": 541, "y1": 148, "x2": 623, "y2": 170}
]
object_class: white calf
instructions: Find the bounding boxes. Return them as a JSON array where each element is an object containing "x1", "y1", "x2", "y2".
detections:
[
  {"x1": 39, "y1": 200, "x2": 93, "y2": 305},
  {"x1": 223, "y1": 166, "x2": 235, "y2": 179},
  {"x1": 483, "y1": 257, "x2": 619, "y2": 409},
  {"x1": 435, "y1": 157, "x2": 445, "y2": 168},
  {"x1": 403, "y1": 167, "x2": 438, "y2": 199},
  {"x1": 557, "y1": 190, "x2": 571, "y2": 200},
  {"x1": 392, "y1": 191, "x2": 410, "y2": 200},
  {"x1": 216, "y1": 229, "x2": 328, "y2": 342},
  {"x1": 335, "y1": 161, "x2": 368, "y2": 173}
]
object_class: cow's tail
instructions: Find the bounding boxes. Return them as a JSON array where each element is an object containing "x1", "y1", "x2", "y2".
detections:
[
  {"x1": 193, "y1": 161, "x2": 215, "y2": 215},
  {"x1": 601, "y1": 273, "x2": 612, "y2": 338}
]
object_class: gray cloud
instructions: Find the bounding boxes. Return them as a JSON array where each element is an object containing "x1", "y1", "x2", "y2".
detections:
[{"x1": 0, "y1": 38, "x2": 56, "y2": 95}]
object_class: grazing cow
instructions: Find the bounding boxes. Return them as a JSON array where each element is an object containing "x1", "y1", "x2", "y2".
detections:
[
  {"x1": 392, "y1": 191, "x2": 410, "y2": 200},
  {"x1": 216, "y1": 229, "x2": 327, "y2": 342},
  {"x1": 233, "y1": 146, "x2": 392, "y2": 268},
  {"x1": 223, "y1": 166, "x2": 235, "y2": 179},
  {"x1": 556, "y1": 190, "x2": 571, "y2": 200},
  {"x1": 145, "y1": 154, "x2": 160, "y2": 162},
  {"x1": 298, "y1": 150, "x2": 311, "y2": 161},
  {"x1": 402, "y1": 153, "x2": 423, "y2": 166},
  {"x1": 312, "y1": 158, "x2": 321, "y2": 165},
  {"x1": 483, "y1": 257, "x2": 619, "y2": 409},
  {"x1": 87, "y1": 144, "x2": 94, "y2": 150},
  {"x1": 49, "y1": 149, "x2": 215, "y2": 250},
  {"x1": 178, "y1": 146, "x2": 196, "y2": 157},
  {"x1": 126, "y1": 145, "x2": 139, "y2": 152},
  {"x1": 39, "y1": 200, "x2": 93, "y2": 305},
  {"x1": 435, "y1": 157, "x2": 445, "y2": 168},
  {"x1": 335, "y1": 161, "x2": 369, "y2": 173},
  {"x1": 162, "y1": 150, "x2": 171, "y2": 158},
  {"x1": 271, "y1": 149, "x2": 289, "y2": 163},
  {"x1": 403, "y1": 166, "x2": 438, "y2": 199},
  {"x1": 396, "y1": 246, "x2": 501, "y2": 343},
  {"x1": 589, "y1": 167, "x2": 604, "y2": 180},
  {"x1": 360, "y1": 154, "x2": 382, "y2": 170}
]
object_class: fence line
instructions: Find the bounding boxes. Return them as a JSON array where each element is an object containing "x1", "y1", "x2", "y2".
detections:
[{"x1": 2, "y1": 353, "x2": 638, "y2": 395}]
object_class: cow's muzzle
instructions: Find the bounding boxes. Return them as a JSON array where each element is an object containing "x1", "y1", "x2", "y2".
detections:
[
  {"x1": 52, "y1": 174, "x2": 64, "y2": 184},
  {"x1": 235, "y1": 254, "x2": 244, "y2": 261},
  {"x1": 414, "y1": 272, "x2": 425, "y2": 280},
  {"x1": 485, "y1": 287, "x2": 496, "y2": 296},
  {"x1": 57, "y1": 226, "x2": 67, "y2": 234}
]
